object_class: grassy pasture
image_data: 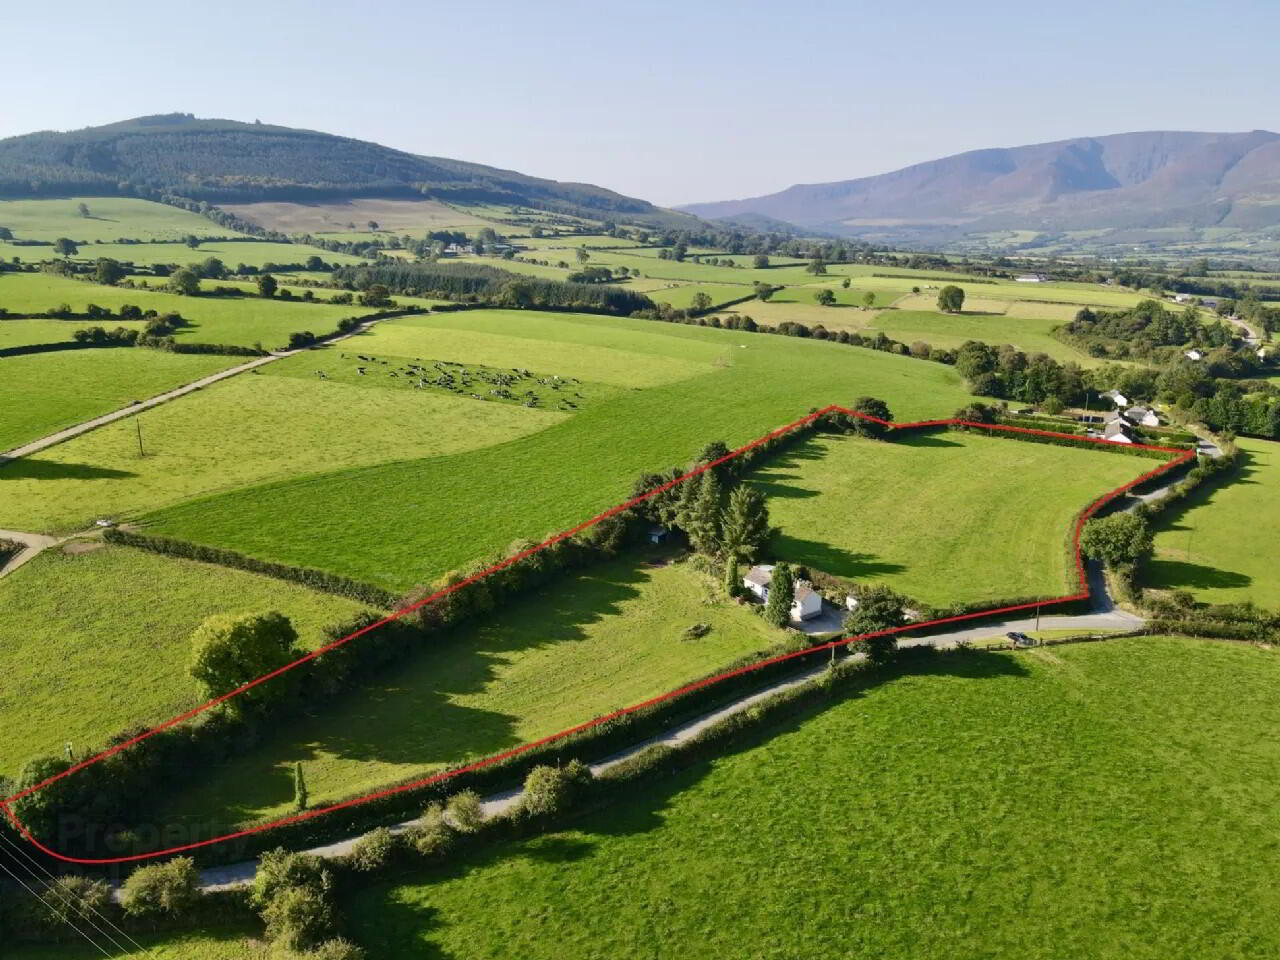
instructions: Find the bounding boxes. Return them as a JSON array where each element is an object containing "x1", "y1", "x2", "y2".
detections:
[
  {"x1": 156, "y1": 549, "x2": 787, "y2": 829},
  {"x1": 347, "y1": 637, "x2": 1280, "y2": 960},
  {"x1": 0, "y1": 363, "x2": 566, "y2": 533},
  {"x1": 218, "y1": 198, "x2": 492, "y2": 235},
  {"x1": 0, "y1": 545, "x2": 366, "y2": 779},
  {"x1": 6, "y1": 930, "x2": 259, "y2": 960},
  {"x1": 0, "y1": 318, "x2": 143, "y2": 348},
  {"x1": 650, "y1": 282, "x2": 754, "y2": 309},
  {"x1": 587, "y1": 250, "x2": 819, "y2": 286},
  {"x1": 896, "y1": 282, "x2": 1145, "y2": 310},
  {"x1": 0, "y1": 239, "x2": 367, "y2": 268},
  {"x1": 0, "y1": 197, "x2": 245, "y2": 242},
  {"x1": 756, "y1": 431, "x2": 1148, "y2": 607},
  {"x1": 1145, "y1": 436, "x2": 1280, "y2": 608},
  {"x1": 0, "y1": 349, "x2": 235, "y2": 452},
  {"x1": 143, "y1": 311, "x2": 975, "y2": 590},
  {"x1": 0, "y1": 272, "x2": 374, "y2": 348},
  {"x1": 771, "y1": 282, "x2": 906, "y2": 309}
]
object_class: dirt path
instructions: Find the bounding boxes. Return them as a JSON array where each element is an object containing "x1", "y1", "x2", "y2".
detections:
[
  {"x1": 0, "y1": 529, "x2": 64, "y2": 580},
  {"x1": 0, "y1": 320, "x2": 384, "y2": 465}
]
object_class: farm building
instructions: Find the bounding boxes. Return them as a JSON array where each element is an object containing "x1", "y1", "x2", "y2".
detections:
[
  {"x1": 1102, "y1": 389, "x2": 1129, "y2": 408},
  {"x1": 1185, "y1": 349, "x2": 1205, "y2": 362},
  {"x1": 1015, "y1": 274, "x2": 1046, "y2": 283},
  {"x1": 1124, "y1": 406, "x2": 1161, "y2": 427},
  {"x1": 742, "y1": 564, "x2": 823, "y2": 621},
  {"x1": 648, "y1": 526, "x2": 671, "y2": 544},
  {"x1": 1104, "y1": 420, "x2": 1136, "y2": 444}
]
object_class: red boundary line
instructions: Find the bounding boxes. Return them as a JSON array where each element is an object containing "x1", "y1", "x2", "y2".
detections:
[{"x1": 1, "y1": 406, "x2": 1194, "y2": 864}]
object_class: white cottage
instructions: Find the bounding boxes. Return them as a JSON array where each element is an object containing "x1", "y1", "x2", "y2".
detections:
[
  {"x1": 1102, "y1": 389, "x2": 1129, "y2": 408},
  {"x1": 1104, "y1": 420, "x2": 1135, "y2": 444},
  {"x1": 742, "y1": 564, "x2": 823, "y2": 621},
  {"x1": 1185, "y1": 349, "x2": 1204, "y2": 362},
  {"x1": 1124, "y1": 406, "x2": 1161, "y2": 428}
]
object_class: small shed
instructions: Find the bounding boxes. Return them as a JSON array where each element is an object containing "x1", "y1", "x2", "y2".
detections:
[
  {"x1": 1185, "y1": 349, "x2": 1204, "y2": 362},
  {"x1": 648, "y1": 526, "x2": 670, "y2": 544},
  {"x1": 1104, "y1": 420, "x2": 1136, "y2": 444}
]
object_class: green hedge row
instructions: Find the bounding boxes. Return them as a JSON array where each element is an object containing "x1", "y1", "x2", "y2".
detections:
[{"x1": 103, "y1": 528, "x2": 398, "y2": 607}]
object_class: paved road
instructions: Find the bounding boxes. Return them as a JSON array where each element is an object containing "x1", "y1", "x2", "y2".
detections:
[
  {"x1": 0, "y1": 320, "x2": 384, "y2": 465},
  {"x1": 0, "y1": 529, "x2": 65, "y2": 580}
]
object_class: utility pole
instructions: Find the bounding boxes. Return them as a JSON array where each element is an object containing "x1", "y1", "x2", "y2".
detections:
[{"x1": 135, "y1": 418, "x2": 145, "y2": 458}]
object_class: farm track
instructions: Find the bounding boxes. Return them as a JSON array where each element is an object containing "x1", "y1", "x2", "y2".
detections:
[{"x1": 0, "y1": 319, "x2": 387, "y2": 465}]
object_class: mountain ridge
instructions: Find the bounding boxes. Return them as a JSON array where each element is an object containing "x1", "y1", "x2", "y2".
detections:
[
  {"x1": 0, "y1": 113, "x2": 698, "y2": 228},
  {"x1": 678, "y1": 129, "x2": 1280, "y2": 238}
]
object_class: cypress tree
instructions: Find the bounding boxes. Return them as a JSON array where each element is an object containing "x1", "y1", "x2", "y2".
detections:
[
  {"x1": 293, "y1": 762, "x2": 308, "y2": 812},
  {"x1": 763, "y1": 562, "x2": 794, "y2": 627}
]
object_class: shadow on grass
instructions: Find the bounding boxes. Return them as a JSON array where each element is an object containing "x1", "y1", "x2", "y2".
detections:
[
  {"x1": 0, "y1": 458, "x2": 137, "y2": 480},
  {"x1": 776, "y1": 533, "x2": 905, "y2": 580},
  {"x1": 346, "y1": 650, "x2": 1030, "y2": 959},
  {"x1": 1145, "y1": 559, "x2": 1251, "y2": 591},
  {"x1": 161, "y1": 549, "x2": 667, "y2": 826}
]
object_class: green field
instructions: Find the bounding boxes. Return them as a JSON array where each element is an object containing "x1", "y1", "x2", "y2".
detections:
[
  {"x1": 0, "y1": 239, "x2": 366, "y2": 268},
  {"x1": 647, "y1": 282, "x2": 753, "y2": 309},
  {"x1": 142, "y1": 311, "x2": 976, "y2": 590},
  {"x1": 218, "y1": 197, "x2": 493, "y2": 236},
  {"x1": 156, "y1": 548, "x2": 788, "y2": 829},
  {"x1": 347, "y1": 636, "x2": 1280, "y2": 960},
  {"x1": 770, "y1": 281, "x2": 907, "y2": 309},
  {"x1": 1145, "y1": 436, "x2": 1280, "y2": 608},
  {"x1": 757, "y1": 431, "x2": 1148, "y2": 606},
  {"x1": 0, "y1": 197, "x2": 246, "y2": 242},
  {"x1": 0, "y1": 349, "x2": 235, "y2": 452},
  {"x1": 0, "y1": 358, "x2": 567, "y2": 532},
  {"x1": 0, "y1": 544, "x2": 366, "y2": 778},
  {"x1": 0, "y1": 318, "x2": 143, "y2": 348},
  {"x1": 0, "y1": 272, "x2": 375, "y2": 348},
  {"x1": 5, "y1": 930, "x2": 259, "y2": 960}
]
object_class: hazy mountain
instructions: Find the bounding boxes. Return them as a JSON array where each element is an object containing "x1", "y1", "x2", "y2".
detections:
[
  {"x1": 680, "y1": 130, "x2": 1280, "y2": 240},
  {"x1": 0, "y1": 113, "x2": 695, "y2": 227}
]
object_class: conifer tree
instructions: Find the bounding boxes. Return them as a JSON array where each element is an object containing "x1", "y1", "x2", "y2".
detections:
[{"x1": 763, "y1": 562, "x2": 794, "y2": 627}]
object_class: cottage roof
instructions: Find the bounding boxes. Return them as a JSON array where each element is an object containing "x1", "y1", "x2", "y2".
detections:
[
  {"x1": 744, "y1": 564, "x2": 774, "y2": 588},
  {"x1": 1104, "y1": 420, "x2": 1134, "y2": 439}
]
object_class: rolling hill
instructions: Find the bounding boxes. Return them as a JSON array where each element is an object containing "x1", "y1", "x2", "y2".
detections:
[
  {"x1": 0, "y1": 113, "x2": 697, "y2": 227},
  {"x1": 680, "y1": 130, "x2": 1280, "y2": 243}
]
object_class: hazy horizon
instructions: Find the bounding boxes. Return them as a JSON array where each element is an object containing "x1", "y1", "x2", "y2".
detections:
[{"x1": 5, "y1": 0, "x2": 1277, "y2": 207}]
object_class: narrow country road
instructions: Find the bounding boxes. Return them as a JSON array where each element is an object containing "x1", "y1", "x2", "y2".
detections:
[{"x1": 0, "y1": 319, "x2": 385, "y2": 465}]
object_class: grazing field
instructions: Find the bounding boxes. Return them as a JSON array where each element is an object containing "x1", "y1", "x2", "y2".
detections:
[
  {"x1": 5, "y1": 930, "x2": 259, "y2": 960},
  {"x1": 0, "y1": 545, "x2": 366, "y2": 778},
  {"x1": 218, "y1": 198, "x2": 493, "y2": 235},
  {"x1": 587, "y1": 250, "x2": 820, "y2": 286},
  {"x1": 0, "y1": 239, "x2": 366, "y2": 268},
  {"x1": 0, "y1": 197, "x2": 246, "y2": 242},
  {"x1": 156, "y1": 549, "x2": 788, "y2": 829},
  {"x1": 143, "y1": 311, "x2": 976, "y2": 590},
  {"x1": 1145, "y1": 436, "x2": 1280, "y2": 608},
  {"x1": 0, "y1": 349, "x2": 234, "y2": 451},
  {"x1": 0, "y1": 365, "x2": 566, "y2": 532},
  {"x1": 0, "y1": 318, "x2": 143, "y2": 347},
  {"x1": 348, "y1": 637, "x2": 1280, "y2": 960},
  {"x1": 649, "y1": 282, "x2": 753, "y2": 309},
  {"x1": 769, "y1": 281, "x2": 907, "y2": 309},
  {"x1": 755, "y1": 431, "x2": 1148, "y2": 607},
  {"x1": 0, "y1": 272, "x2": 374, "y2": 348}
]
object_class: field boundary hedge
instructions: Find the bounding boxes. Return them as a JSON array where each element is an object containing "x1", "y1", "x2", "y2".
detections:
[{"x1": 2, "y1": 406, "x2": 1192, "y2": 866}]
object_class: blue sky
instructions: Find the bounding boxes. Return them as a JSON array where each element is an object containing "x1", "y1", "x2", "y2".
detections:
[{"x1": 5, "y1": 0, "x2": 1277, "y2": 205}]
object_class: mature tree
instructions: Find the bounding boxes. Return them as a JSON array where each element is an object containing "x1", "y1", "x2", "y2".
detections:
[
  {"x1": 814, "y1": 288, "x2": 837, "y2": 306},
  {"x1": 120, "y1": 858, "x2": 200, "y2": 918},
  {"x1": 358, "y1": 283, "x2": 392, "y2": 307},
  {"x1": 94, "y1": 258, "x2": 125, "y2": 285},
  {"x1": 695, "y1": 439, "x2": 732, "y2": 466},
  {"x1": 690, "y1": 291, "x2": 713, "y2": 313},
  {"x1": 305, "y1": 255, "x2": 327, "y2": 271},
  {"x1": 806, "y1": 257, "x2": 828, "y2": 275},
  {"x1": 862, "y1": 291, "x2": 876, "y2": 309},
  {"x1": 937, "y1": 284, "x2": 966, "y2": 313},
  {"x1": 367, "y1": 220, "x2": 379, "y2": 231},
  {"x1": 167, "y1": 267, "x2": 200, "y2": 296},
  {"x1": 724, "y1": 557, "x2": 741, "y2": 599},
  {"x1": 1080, "y1": 512, "x2": 1153, "y2": 568},
  {"x1": 188, "y1": 611, "x2": 301, "y2": 712},
  {"x1": 753, "y1": 253, "x2": 770, "y2": 269},
  {"x1": 257, "y1": 273, "x2": 279, "y2": 298},
  {"x1": 683, "y1": 471, "x2": 724, "y2": 555},
  {"x1": 521, "y1": 760, "x2": 591, "y2": 818},
  {"x1": 199, "y1": 256, "x2": 227, "y2": 280},
  {"x1": 843, "y1": 584, "x2": 906, "y2": 664},
  {"x1": 849, "y1": 396, "x2": 893, "y2": 438},
  {"x1": 720, "y1": 484, "x2": 774, "y2": 561},
  {"x1": 753, "y1": 281, "x2": 775, "y2": 301},
  {"x1": 763, "y1": 562, "x2": 795, "y2": 627},
  {"x1": 576, "y1": 246, "x2": 590, "y2": 264},
  {"x1": 842, "y1": 277, "x2": 851, "y2": 289},
  {"x1": 0, "y1": 226, "x2": 13, "y2": 240},
  {"x1": 183, "y1": 234, "x2": 201, "y2": 249},
  {"x1": 77, "y1": 202, "x2": 90, "y2": 218},
  {"x1": 293, "y1": 762, "x2": 308, "y2": 811},
  {"x1": 53, "y1": 237, "x2": 78, "y2": 256}
]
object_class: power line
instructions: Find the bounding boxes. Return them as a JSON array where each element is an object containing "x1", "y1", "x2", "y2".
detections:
[
  {"x1": 0, "y1": 856, "x2": 115, "y2": 958},
  {"x1": 0, "y1": 830, "x2": 155, "y2": 956}
]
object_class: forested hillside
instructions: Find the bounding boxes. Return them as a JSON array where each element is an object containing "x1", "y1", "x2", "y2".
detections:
[{"x1": 0, "y1": 114, "x2": 694, "y2": 226}]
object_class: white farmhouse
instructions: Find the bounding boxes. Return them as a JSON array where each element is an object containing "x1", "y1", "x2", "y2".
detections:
[
  {"x1": 1102, "y1": 389, "x2": 1129, "y2": 408},
  {"x1": 742, "y1": 564, "x2": 823, "y2": 621},
  {"x1": 1185, "y1": 349, "x2": 1205, "y2": 362},
  {"x1": 1104, "y1": 420, "x2": 1136, "y2": 444},
  {"x1": 1124, "y1": 406, "x2": 1161, "y2": 428}
]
